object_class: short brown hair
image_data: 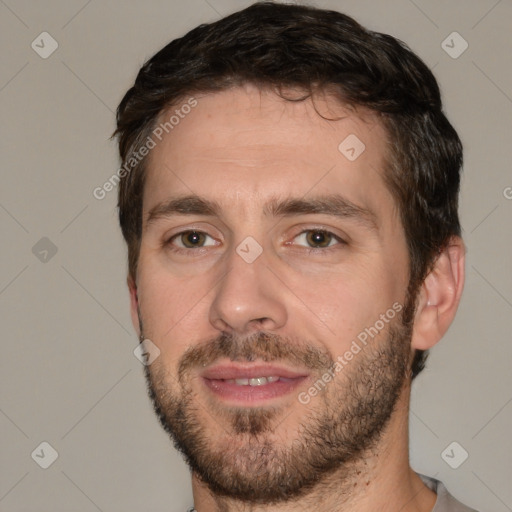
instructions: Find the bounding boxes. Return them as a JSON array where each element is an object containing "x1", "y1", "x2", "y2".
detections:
[{"x1": 113, "y1": 1, "x2": 463, "y2": 379}]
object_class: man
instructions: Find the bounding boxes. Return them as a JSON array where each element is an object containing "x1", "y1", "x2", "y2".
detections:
[{"x1": 113, "y1": 2, "x2": 477, "y2": 510}]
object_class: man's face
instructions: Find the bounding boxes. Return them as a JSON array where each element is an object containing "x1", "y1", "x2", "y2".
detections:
[{"x1": 133, "y1": 85, "x2": 413, "y2": 501}]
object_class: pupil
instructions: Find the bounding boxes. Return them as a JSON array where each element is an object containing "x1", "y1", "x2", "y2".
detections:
[
  {"x1": 308, "y1": 230, "x2": 330, "y2": 247},
  {"x1": 185, "y1": 231, "x2": 202, "y2": 246}
]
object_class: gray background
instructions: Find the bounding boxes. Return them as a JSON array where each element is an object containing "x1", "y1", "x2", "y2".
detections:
[{"x1": 1, "y1": 0, "x2": 511, "y2": 511}]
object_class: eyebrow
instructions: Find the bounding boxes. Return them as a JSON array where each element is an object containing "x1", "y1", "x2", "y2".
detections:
[{"x1": 145, "y1": 194, "x2": 379, "y2": 232}]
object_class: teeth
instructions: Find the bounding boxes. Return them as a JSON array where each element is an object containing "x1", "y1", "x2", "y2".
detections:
[{"x1": 226, "y1": 376, "x2": 280, "y2": 386}]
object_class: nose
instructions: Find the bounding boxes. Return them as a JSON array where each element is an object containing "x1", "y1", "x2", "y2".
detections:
[{"x1": 209, "y1": 243, "x2": 287, "y2": 335}]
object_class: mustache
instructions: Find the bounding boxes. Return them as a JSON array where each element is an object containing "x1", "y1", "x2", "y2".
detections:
[{"x1": 177, "y1": 331, "x2": 334, "y2": 382}]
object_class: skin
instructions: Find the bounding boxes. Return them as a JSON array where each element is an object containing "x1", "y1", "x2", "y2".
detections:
[{"x1": 128, "y1": 84, "x2": 465, "y2": 512}]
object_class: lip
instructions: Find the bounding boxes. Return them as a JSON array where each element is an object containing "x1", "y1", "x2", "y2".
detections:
[
  {"x1": 202, "y1": 362, "x2": 309, "y2": 380},
  {"x1": 201, "y1": 361, "x2": 309, "y2": 405}
]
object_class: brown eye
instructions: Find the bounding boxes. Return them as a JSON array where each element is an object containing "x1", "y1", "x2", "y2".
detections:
[
  {"x1": 172, "y1": 231, "x2": 212, "y2": 249},
  {"x1": 182, "y1": 231, "x2": 205, "y2": 247},
  {"x1": 305, "y1": 230, "x2": 333, "y2": 248},
  {"x1": 290, "y1": 229, "x2": 347, "y2": 252}
]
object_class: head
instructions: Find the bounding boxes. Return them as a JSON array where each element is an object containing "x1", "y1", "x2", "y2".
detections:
[{"x1": 113, "y1": 1, "x2": 464, "y2": 503}]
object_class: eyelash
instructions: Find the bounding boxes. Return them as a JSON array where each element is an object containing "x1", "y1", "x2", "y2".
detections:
[{"x1": 164, "y1": 229, "x2": 347, "y2": 255}]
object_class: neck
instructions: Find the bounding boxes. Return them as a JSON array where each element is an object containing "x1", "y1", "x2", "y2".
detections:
[{"x1": 190, "y1": 382, "x2": 436, "y2": 512}]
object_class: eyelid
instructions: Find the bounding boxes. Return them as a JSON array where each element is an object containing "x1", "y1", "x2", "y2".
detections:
[
  {"x1": 163, "y1": 222, "x2": 221, "y2": 242},
  {"x1": 165, "y1": 229, "x2": 219, "y2": 249},
  {"x1": 285, "y1": 225, "x2": 349, "y2": 246},
  {"x1": 292, "y1": 231, "x2": 344, "y2": 248},
  {"x1": 173, "y1": 232, "x2": 216, "y2": 248}
]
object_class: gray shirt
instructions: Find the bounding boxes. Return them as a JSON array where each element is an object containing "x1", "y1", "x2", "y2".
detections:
[
  {"x1": 419, "y1": 473, "x2": 480, "y2": 511},
  {"x1": 187, "y1": 474, "x2": 480, "y2": 512}
]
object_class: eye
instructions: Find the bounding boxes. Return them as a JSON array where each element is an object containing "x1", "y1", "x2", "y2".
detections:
[
  {"x1": 293, "y1": 229, "x2": 345, "y2": 249},
  {"x1": 168, "y1": 230, "x2": 217, "y2": 249}
]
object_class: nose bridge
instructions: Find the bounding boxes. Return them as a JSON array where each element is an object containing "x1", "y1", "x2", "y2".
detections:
[{"x1": 209, "y1": 237, "x2": 287, "y2": 334}]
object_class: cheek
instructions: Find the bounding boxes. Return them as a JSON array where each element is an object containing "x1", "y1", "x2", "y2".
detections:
[
  {"x1": 287, "y1": 262, "x2": 402, "y2": 348},
  {"x1": 136, "y1": 263, "x2": 211, "y2": 353}
]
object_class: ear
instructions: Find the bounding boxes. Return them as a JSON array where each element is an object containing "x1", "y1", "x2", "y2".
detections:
[
  {"x1": 128, "y1": 275, "x2": 141, "y2": 338},
  {"x1": 411, "y1": 237, "x2": 466, "y2": 350}
]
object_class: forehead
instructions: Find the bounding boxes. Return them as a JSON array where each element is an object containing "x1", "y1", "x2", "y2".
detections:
[{"x1": 143, "y1": 84, "x2": 395, "y2": 221}]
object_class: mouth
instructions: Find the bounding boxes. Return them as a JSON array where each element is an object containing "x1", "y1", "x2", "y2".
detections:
[{"x1": 201, "y1": 362, "x2": 309, "y2": 404}]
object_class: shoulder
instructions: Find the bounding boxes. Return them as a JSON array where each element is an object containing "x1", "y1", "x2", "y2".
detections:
[{"x1": 417, "y1": 473, "x2": 480, "y2": 512}]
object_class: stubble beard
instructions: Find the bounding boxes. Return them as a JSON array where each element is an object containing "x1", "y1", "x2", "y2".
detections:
[{"x1": 142, "y1": 314, "x2": 413, "y2": 504}]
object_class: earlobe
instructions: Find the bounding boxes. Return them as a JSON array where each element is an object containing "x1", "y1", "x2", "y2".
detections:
[{"x1": 411, "y1": 237, "x2": 466, "y2": 351}]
